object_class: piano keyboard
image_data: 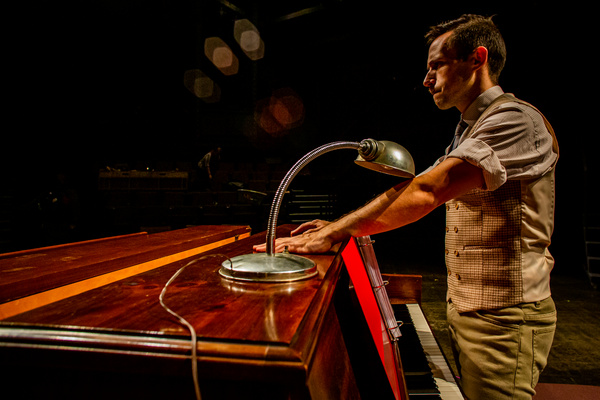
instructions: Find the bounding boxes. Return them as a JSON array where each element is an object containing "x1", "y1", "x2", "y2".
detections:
[{"x1": 393, "y1": 303, "x2": 464, "y2": 400}]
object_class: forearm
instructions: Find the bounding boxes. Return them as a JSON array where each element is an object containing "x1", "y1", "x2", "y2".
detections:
[
  {"x1": 253, "y1": 157, "x2": 484, "y2": 255},
  {"x1": 322, "y1": 177, "x2": 439, "y2": 240},
  {"x1": 320, "y1": 157, "x2": 483, "y2": 241}
]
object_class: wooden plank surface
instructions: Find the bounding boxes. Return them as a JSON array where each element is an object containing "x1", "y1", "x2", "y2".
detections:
[
  {"x1": 0, "y1": 225, "x2": 251, "y2": 303},
  {"x1": 0, "y1": 225, "x2": 251, "y2": 319},
  {"x1": 382, "y1": 273, "x2": 422, "y2": 305},
  {"x1": 1, "y1": 226, "x2": 336, "y2": 346},
  {"x1": 0, "y1": 228, "x2": 410, "y2": 399}
]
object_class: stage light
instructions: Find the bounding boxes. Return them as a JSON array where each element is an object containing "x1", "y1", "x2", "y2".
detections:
[
  {"x1": 183, "y1": 69, "x2": 221, "y2": 103},
  {"x1": 255, "y1": 88, "x2": 305, "y2": 136},
  {"x1": 204, "y1": 37, "x2": 239, "y2": 75},
  {"x1": 234, "y1": 19, "x2": 265, "y2": 61}
]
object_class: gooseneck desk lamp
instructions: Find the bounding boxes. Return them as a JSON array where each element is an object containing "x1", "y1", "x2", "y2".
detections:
[{"x1": 219, "y1": 139, "x2": 416, "y2": 282}]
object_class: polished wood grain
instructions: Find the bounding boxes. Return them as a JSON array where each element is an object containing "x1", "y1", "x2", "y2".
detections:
[
  {"x1": 0, "y1": 226, "x2": 365, "y2": 399},
  {"x1": 382, "y1": 273, "x2": 422, "y2": 305},
  {"x1": 4, "y1": 228, "x2": 327, "y2": 343},
  {"x1": 0, "y1": 226, "x2": 419, "y2": 399},
  {"x1": 0, "y1": 225, "x2": 250, "y2": 318}
]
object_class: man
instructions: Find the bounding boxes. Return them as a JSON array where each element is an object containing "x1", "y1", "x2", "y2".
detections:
[{"x1": 254, "y1": 14, "x2": 558, "y2": 400}]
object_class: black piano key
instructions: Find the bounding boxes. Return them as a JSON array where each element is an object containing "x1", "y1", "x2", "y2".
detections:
[{"x1": 393, "y1": 304, "x2": 442, "y2": 399}]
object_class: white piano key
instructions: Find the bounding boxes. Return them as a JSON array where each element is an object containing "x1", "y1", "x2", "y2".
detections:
[
  {"x1": 406, "y1": 303, "x2": 464, "y2": 400},
  {"x1": 435, "y1": 378, "x2": 465, "y2": 400}
]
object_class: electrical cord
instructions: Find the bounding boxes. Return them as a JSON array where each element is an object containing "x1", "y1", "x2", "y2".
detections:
[{"x1": 159, "y1": 254, "x2": 232, "y2": 400}]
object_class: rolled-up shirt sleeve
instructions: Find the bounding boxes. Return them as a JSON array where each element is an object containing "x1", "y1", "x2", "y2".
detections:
[
  {"x1": 450, "y1": 138, "x2": 506, "y2": 190},
  {"x1": 445, "y1": 102, "x2": 557, "y2": 191}
]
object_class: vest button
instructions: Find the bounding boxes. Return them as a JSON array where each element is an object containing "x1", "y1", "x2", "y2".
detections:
[
  {"x1": 445, "y1": 226, "x2": 449, "y2": 232},
  {"x1": 455, "y1": 204, "x2": 460, "y2": 210},
  {"x1": 456, "y1": 273, "x2": 461, "y2": 280},
  {"x1": 454, "y1": 250, "x2": 460, "y2": 257},
  {"x1": 454, "y1": 227, "x2": 459, "y2": 233},
  {"x1": 448, "y1": 269, "x2": 452, "y2": 275},
  {"x1": 445, "y1": 248, "x2": 449, "y2": 255}
]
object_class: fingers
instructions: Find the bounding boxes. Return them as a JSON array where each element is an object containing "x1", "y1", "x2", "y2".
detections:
[
  {"x1": 253, "y1": 220, "x2": 336, "y2": 254},
  {"x1": 291, "y1": 219, "x2": 330, "y2": 236},
  {"x1": 252, "y1": 237, "x2": 296, "y2": 253},
  {"x1": 253, "y1": 235, "x2": 324, "y2": 254},
  {"x1": 253, "y1": 243, "x2": 267, "y2": 252},
  {"x1": 291, "y1": 221, "x2": 316, "y2": 236}
]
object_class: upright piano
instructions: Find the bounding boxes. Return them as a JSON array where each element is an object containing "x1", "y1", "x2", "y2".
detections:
[{"x1": 0, "y1": 225, "x2": 462, "y2": 399}]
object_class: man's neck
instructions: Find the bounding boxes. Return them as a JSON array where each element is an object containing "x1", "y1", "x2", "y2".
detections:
[{"x1": 457, "y1": 79, "x2": 495, "y2": 114}]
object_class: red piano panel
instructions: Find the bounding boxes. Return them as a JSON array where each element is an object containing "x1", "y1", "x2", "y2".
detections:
[{"x1": 342, "y1": 237, "x2": 405, "y2": 400}]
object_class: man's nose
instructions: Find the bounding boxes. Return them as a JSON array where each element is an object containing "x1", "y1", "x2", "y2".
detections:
[{"x1": 423, "y1": 71, "x2": 434, "y2": 88}]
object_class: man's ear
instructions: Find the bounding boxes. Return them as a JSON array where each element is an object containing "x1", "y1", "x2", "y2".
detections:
[{"x1": 472, "y1": 46, "x2": 489, "y2": 71}]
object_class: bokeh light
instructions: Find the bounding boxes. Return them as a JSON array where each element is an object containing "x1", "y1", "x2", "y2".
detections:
[
  {"x1": 234, "y1": 19, "x2": 265, "y2": 60},
  {"x1": 255, "y1": 88, "x2": 305, "y2": 136},
  {"x1": 183, "y1": 69, "x2": 221, "y2": 103},
  {"x1": 204, "y1": 37, "x2": 239, "y2": 75}
]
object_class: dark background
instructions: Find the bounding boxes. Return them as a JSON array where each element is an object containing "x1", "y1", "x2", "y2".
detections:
[{"x1": 2, "y1": 1, "x2": 594, "y2": 278}]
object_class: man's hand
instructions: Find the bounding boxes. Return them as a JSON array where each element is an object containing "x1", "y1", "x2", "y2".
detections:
[
  {"x1": 253, "y1": 224, "x2": 337, "y2": 254},
  {"x1": 290, "y1": 219, "x2": 330, "y2": 236}
]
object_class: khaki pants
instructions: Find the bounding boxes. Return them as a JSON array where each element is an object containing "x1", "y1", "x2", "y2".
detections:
[{"x1": 447, "y1": 297, "x2": 556, "y2": 400}]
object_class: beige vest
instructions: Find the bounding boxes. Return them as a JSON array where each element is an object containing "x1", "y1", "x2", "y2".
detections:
[{"x1": 446, "y1": 94, "x2": 559, "y2": 313}]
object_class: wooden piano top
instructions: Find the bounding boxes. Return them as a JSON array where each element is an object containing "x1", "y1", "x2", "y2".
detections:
[
  {"x1": 0, "y1": 226, "x2": 343, "y2": 377},
  {"x1": 0, "y1": 225, "x2": 251, "y2": 318},
  {"x1": 0, "y1": 225, "x2": 427, "y2": 399}
]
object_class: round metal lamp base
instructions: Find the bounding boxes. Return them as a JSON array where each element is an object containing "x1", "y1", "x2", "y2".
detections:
[{"x1": 219, "y1": 253, "x2": 317, "y2": 283}]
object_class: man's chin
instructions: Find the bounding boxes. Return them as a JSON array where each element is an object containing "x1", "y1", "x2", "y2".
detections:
[{"x1": 433, "y1": 97, "x2": 453, "y2": 110}]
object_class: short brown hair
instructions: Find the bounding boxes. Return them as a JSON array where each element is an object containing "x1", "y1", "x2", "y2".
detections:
[{"x1": 425, "y1": 14, "x2": 507, "y2": 84}]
